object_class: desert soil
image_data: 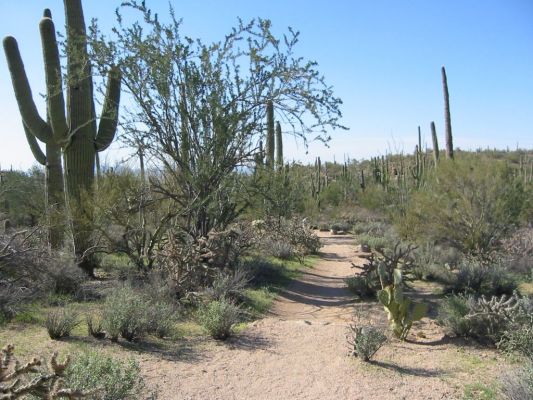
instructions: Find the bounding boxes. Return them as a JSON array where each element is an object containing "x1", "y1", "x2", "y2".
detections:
[{"x1": 141, "y1": 232, "x2": 503, "y2": 399}]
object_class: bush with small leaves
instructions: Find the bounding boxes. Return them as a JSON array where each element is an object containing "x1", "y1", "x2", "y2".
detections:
[
  {"x1": 439, "y1": 295, "x2": 472, "y2": 337},
  {"x1": 345, "y1": 276, "x2": 376, "y2": 299},
  {"x1": 101, "y1": 286, "x2": 148, "y2": 342},
  {"x1": 146, "y1": 301, "x2": 177, "y2": 339},
  {"x1": 268, "y1": 240, "x2": 294, "y2": 260},
  {"x1": 500, "y1": 360, "x2": 533, "y2": 400},
  {"x1": 65, "y1": 350, "x2": 143, "y2": 400},
  {"x1": 198, "y1": 299, "x2": 241, "y2": 340},
  {"x1": 348, "y1": 323, "x2": 387, "y2": 361},
  {"x1": 45, "y1": 308, "x2": 79, "y2": 340},
  {"x1": 205, "y1": 267, "x2": 251, "y2": 302},
  {"x1": 451, "y1": 261, "x2": 517, "y2": 296},
  {"x1": 86, "y1": 314, "x2": 105, "y2": 340}
]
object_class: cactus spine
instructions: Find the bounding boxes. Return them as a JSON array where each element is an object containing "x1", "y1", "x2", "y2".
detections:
[
  {"x1": 265, "y1": 100, "x2": 275, "y2": 170},
  {"x1": 3, "y1": 0, "x2": 122, "y2": 275},
  {"x1": 441, "y1": 66, "x2": 453, "y2": 159},
  {"x1": 430, "y1": 121, "x2": 439, "y2": 166},
  {"x1": 275, "y1": 121, "x2": 283, "y2": 170}
]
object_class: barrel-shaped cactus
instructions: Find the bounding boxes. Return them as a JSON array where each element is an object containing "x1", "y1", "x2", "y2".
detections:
[{"x1": 3, "y1": 0, "x2": 121, "y2": 274}]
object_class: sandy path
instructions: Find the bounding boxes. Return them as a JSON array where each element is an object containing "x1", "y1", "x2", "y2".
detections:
[{"x1": 141, "y1": 232, "x2": 497, "y2": 399}]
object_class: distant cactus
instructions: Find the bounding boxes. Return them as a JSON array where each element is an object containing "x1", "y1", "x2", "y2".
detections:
[
  {"x1": 431, "y1": 121, "x2": 439, "y2": 166},
  {"x1": 441, "y1": 66, "x2": 453, "y2": 159},
  {"x1": 265, "y1": 100, "x2": 275, "y2": 169},
  {"x1": 3, "y1": 0, "x2": 121, "y2": 274},
  {"x1": 275, "y1": 121, "x2": 283, "y2": 169}
]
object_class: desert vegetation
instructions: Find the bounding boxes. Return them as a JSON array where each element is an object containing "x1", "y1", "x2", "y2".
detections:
[{"x1": 0, "y1": 0, "x2": 531, "y2": 399}]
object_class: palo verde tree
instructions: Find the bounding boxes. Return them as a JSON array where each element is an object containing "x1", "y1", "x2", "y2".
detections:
[
  {"x1": 89, "y1": 1, "x2": 345, "y2": 241},
  {"x1": 3, "y1": 0, "x2": 121, "y2": 275}
]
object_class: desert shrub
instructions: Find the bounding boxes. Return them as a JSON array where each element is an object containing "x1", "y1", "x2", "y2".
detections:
[
  {"x1": 65, "y1": 350, "x2": 143, "y2": 400},
  {"x1": 356, "y1": 234, "x2": 387, "y2": 251},
  {"x1": 145, "y1": 301, "x2": 177, "y2": 339},
  {"x1": 399, "y1": 158, "x2": 528, "y2": 256},
  {"x1": 352, "y1": 221, "x2": 388, "y2": 236},
  {"x1": 330, "y1": 221, "x2": 350, "y2": 234},
  {"x1": 205, "y1": 267, "x2": 251, "y2": 302},
  {"x1": 498, "y1": 316, "x2": 533, "y2": 359},
  {"x1": 348, "y1": 323, "x2": 387, "y2": 361},
  {"x1": 439, "y1": 295, "x2": 473, "y2": 337},
  {"x1": 267, "y1": 240, "x2": 295, "y2": 259},
  {"x1": 499, "y1": 227, "x2": 533, "y2": 276},
  {"x1": 86, "y1": 314, "x2": 105, "y2": 339},
  {"x1": 450, "y1": 261, "x2": 517, "y2": 296},
  {"x1": 45, "y1": 308, "x2": 79, "y2": 340},
  {"x1": 411, "y1": 242, "x2": 458, "y2": 282},
  {"x1": 500, "y1": 360, "x2": 533, "y2": 400},
  {"x1": 440, "y1": 293, "x2": 524, "y2": 343},
  {"x1": 345, "y1": 275, "x2": 377, "y2": 299},
  {"x1": 101, "y1": 286, "x2": 149, "y2": 342},
  {"x1": 46, "y1": 258, "x2": 85, "y2": 297},
  {"x1": 242, "y1": 258, "x2": 286, "y2": 288},
  {"x1": 198, "y1": 299, "x2": 241, "y2": 340}
]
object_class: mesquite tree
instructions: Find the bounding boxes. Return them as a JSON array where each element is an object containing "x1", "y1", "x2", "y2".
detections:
[
  {"x1": 4, "y1": 0, "x2": 121, "y2": 274},
  {"x1": 90, "y1": 2, "x2": 344, "y2": 240}
]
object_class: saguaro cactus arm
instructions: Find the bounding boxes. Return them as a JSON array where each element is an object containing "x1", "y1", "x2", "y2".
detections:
[
  {"x1": 3, "y1": 37, "x2": 52, "y2": 143},
  {"x1": 95, "y1": 66, "x2": 122, "y2": 151},
  {"x1": 39, "y1": 15, "x2": 68, "y2": 143},
  {"x1": 23, "y1": 123, "x2": 47, "y2": 166}
]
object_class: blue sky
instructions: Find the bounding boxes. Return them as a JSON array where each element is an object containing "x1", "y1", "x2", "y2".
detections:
[{"x1": 1, "y1": 0, "x2": 532, "y2": 169}]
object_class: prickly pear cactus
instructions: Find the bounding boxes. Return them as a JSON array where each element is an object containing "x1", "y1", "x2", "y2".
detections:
[{"x1": 377, "y1": 268, "x2": 428, "y2": 340}]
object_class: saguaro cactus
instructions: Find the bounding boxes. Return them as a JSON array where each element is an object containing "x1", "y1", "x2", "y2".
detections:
[
  {"x1": 430, "y1": 121, "x2": 439, "y2": 166},
  {"x1": 441, "y1": 66, "x2": 453, "y2": 159},
  {"x1": 275, "y1": 121, "x2": 283, "y2": 170},
  {"x1": 3, "y1": 0, "x2": 122, "y2": 275},
  {"x1": 265, "y1": 100, "x2": 275, "y2": 170}
]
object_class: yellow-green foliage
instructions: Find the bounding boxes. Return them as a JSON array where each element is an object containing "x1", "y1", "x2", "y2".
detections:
[{"x1": 397, "y1": 157, "x2": 529, "y2": 255}]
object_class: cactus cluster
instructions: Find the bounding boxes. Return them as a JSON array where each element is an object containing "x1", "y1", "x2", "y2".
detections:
[
  {"x1": 0, "y1": 344, "x2": 88, "y2": 399},
  {"x1": 3, "y1": 0, "x2": 121, "y2": 273}
]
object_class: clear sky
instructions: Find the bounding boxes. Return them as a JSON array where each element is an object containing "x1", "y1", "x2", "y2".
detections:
[{"x1": 1, "y1": 0, "x2": 532, "y2": 170}]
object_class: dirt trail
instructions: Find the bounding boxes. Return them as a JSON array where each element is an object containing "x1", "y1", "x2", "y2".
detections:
[{"x1": 142, "y1": 232, "x2": 497, "y2": 400}]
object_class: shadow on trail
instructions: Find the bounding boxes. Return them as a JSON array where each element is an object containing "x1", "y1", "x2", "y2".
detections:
[
  {"x1": 276, "y1": 279, "x2": 355, "y2": 308},
  {"x1": 370, "y1": 360, "x2": 444, "y2": 377}
]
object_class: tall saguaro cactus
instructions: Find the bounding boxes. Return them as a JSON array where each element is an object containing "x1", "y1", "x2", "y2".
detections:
[
  {"x1": 275, "y1": 121, "x2": 283, "y2": 169},
  {"x1": 265, "y1": 100, "x2": 275, "y2": 169},
  {"x1": 441, "y1": 66, "x2": 453, "y2": 159},
  {"x1": 430, "y1": 121, "x2": 439, "y2": 166},
  {"x1": 3, "y1": 0, "x2": 121, "y2": 275}
]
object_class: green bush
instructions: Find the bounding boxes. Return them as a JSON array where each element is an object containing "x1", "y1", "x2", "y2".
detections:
[
  {"x1": 348, "y1": 324, "x2": 387, "y2": 361},
  {"x1": 146, "y1": 301, "x2": 177, "y2": 339},
  {"x1": 86, "y1": 314, "x2": 105, "y2": 340},
  {"x1": 345, "y1": 276, "x2": 377, "y2": 299},
  {"x1": 450, "y1": 261, "x2": 517, "y2": 296},
  {"x1": 439, "y1": 295, "x2": 472, "y2": 337},
  {"x1": 398, "y1": 158, "x2": 528, "y2": 256},
  {"x1": 198, "y1": 299, "x2": 241, "y2": 340},
  {"x1": 65, "y1": 350, "x2": 144, "y2": 400},
  {"x1": 101, "y1": 286, "x2": 148, "y2": 342},
  {"x1": 45, "y1": 308, "x2": 79, "y2": 340}
]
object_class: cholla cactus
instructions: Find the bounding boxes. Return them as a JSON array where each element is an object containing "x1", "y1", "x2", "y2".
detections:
[
  {"x1": 0, "y1": 344, "x2": 88, "y2": 399},
  {"x1": 465, "y1": 293, "x2": 521, "y2": 339}
]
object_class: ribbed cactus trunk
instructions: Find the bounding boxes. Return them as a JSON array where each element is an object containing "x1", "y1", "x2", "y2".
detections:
[
  {"x1": 442, "y1": 66, "x2": 453, "y2": 159},
  {"x1": 3, "y1": 0, "x2": 121, "y2": 276},
  {"x1": 430, "y1": 121, "x2": 439, "y2": 166},
  {"x1": 265, "y1": 100, "x2": 275, "y2": 170},
  {"x1": 275, "y1": 121, "x2": 283, "y2": 170}
]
